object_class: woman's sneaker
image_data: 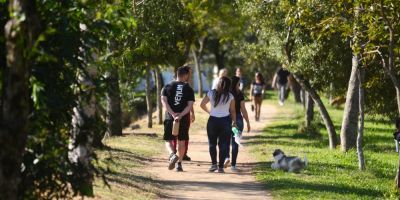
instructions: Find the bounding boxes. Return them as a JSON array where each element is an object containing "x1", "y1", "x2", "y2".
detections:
[
  {"x1": 208, "y1": 164, "x2": 218, "y2": 172},
  {"x1": 224, "y1": 158, "x2": 230, "y2": 168},
  {"x1": 217, "y1": 168, "x2": 225, "y2": 173},
  {"x1": 231, "y1": 166, "x2": 239, "y2": 172},
  {"x1": 168, "y1": 154, "x2": 179, "y2": 170}
]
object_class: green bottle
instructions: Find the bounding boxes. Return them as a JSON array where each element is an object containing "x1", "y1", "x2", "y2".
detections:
[{"x1": 232, "y1": 127, "x2": 239, "y2": 137}]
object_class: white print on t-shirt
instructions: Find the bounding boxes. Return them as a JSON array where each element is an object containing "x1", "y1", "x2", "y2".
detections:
[{"x1": 174, "y1": 84, "x2": 184, "y2": 105}]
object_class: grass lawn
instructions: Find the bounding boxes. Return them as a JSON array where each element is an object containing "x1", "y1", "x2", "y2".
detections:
[
  {"x1": 92, "y1": 134, "x2": 164, "y2": 200},
  {"x1": 252, "y1": 91, "x2": 399, "y2": 200}
]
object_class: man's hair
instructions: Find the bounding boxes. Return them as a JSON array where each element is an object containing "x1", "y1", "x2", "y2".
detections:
[
  {"x1": 396, "y1": 118, "x2": 400, "y2": 129},
  {"x1": 177, "y1": 65, "x2": 190, "y2": 77}
]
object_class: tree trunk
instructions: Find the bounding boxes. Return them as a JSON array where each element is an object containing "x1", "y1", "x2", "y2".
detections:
[
  {"x1": 283, "y1": 25, "x2": 336, "y2": 148},
  {"x1": 145, "y1": 65, "x2": 153, "y2": 128},
  {"x1": 329, "y1": 83, "x2": 334, "y2": 103},
  {"x1": 289, "y1": 74, "x2": 302, "y2": 103},
  {"x1": 377, "y1": 52, "x2": 400, "y2": 116},
  {"x1": 301, "y1": 89, "x2": 306, "y2": 109},
  {"x1": 192, "y1": 48, "x2": 203, "y2": 97},
  {"x1": 210, "y1": 38, "x2": 225, "y2": 70},
  {"x1": 379, "y1": 0, "x2": 400, "y2": 116},
  {"x1": 293, "y1": 75, "x2": 338, "y2": 149},
  {"x1": 383, "y1": 30, "x2": 400, "y2": 115},
  {"x1": 305, "y1": 92, "x2": 314, "y2": 128},
  {"x1": 106, "y1": 65, "x2": 122, "y2": 136},
  {"x1": 155, "y1": 66, "x2": 163, "y2": 125},
  {"x1": 69, "y1": 68, "x2": 97, "y2": 196},
  {"x1": 397, "y1": 154, "x2": 400, "y2": 188},
  {"x1": 357, "y1": 68, "x2": 365, "y2": 170},
  {"x1": 340, "y1": 54, "x2": 360, "y2": 152},
  {"x1": 0, "y1": 1, "x2": 38, "y2": 199}
]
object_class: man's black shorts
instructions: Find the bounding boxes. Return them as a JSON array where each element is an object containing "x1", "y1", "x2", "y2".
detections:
[{"x1": 164, "y1": 115, "x2": 190, "y2": 141}]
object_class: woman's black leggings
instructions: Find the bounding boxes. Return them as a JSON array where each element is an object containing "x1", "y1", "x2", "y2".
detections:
[{"x1": 207, "y1": 116, "x2": 231, "y2": 168}]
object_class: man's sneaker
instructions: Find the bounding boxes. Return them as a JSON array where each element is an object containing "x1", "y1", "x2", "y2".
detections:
[
  {"x1": 208, "y1": 164, "x2": 218, "y2": 172},
  {"x1": 183, "y1": 155, "x2": 191, "y2": 161},
  {"x1": 168, "y1": 154, "x2": 179, "y2": 170},
  {"x1": 224, "y1": 158, "x2": 230, "y2": 168},
  {"x1": 176, "y1": 162, "x2": 183, "y2": 172},
  {"x1": 231, "y1": 166, "x2": 239, "y2": 172},
  {"x1": 218, "y1": 168, "x2": 225, "y2": 173}
]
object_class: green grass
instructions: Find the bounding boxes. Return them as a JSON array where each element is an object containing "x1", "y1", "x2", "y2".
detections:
[
  {"x1": 92, "y1": 134, "x2": 165, "y2": 200},
  {"x1": 251, "y1": 91, "x2": 399, "y2": 200}
]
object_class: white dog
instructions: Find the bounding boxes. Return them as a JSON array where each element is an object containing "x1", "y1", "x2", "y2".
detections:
[{"x1": 271, "y1": 149, "x2": 307, "y2": 173}]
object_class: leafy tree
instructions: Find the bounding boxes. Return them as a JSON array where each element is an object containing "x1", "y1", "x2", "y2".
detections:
[
  {"x1": 132, "y1": 0, "x2": 195, "y2": 128},
  {"x1": 0, "y1": 0, "x2": 138, "y2": 198},
  {"x1": 237, "y1": 0, "x2": 349, "y2": 149}
]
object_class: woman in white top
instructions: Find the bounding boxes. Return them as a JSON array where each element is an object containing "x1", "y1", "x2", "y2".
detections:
[{"x1": 200, "y1": 76, "x2": 237, "y2": 173}]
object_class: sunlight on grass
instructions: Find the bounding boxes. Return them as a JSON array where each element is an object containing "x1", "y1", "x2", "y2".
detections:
[
  {"x1": 252, "y1": 91, "x2": 399, "y2": 200},
  {"x1": 92, "y1": 135, "x2": 164, "y2": 200}
]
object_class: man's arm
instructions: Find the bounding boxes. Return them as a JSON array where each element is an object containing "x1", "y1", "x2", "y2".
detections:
[
  {"x1": 161, "y1": 96, "x2": 177, "y2": 118},
  {"x1": 177, "y1": 101, "x2": 194, "y2": 120}
]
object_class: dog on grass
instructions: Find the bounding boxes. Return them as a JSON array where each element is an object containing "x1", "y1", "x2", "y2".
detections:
[{"x1": 271, "y1": 149, "x2": 307, "y2": 173}]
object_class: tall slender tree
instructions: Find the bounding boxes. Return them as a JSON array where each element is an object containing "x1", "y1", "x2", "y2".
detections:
[
  {"x1": 357, "y1": 66, "x2": 366, "y2": 170},
  {"x1": 0, "y1": 0, "x2": 39, "y2": 199},
  {"x1": 155, "y1": 65, "x2": 163, "y2": 125},
  {"x1": 106, "y1": 63, "x2": 123, "y2": 136},
  {"x1": 340, "y1": 2, "x2": 362, "y2": 152}
]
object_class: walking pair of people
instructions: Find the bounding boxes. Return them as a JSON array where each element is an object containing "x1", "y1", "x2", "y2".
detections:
[
  {"x1": 201, "y1": 76, "x2": 251, "y2": 173},
  {"x1": 161, "y1": 66, "x2": 250, "y2": 172}
]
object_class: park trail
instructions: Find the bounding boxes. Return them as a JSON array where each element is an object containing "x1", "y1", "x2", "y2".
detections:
[{"x1": 145, "y1": 101, "x2": 277, "y2": 200}]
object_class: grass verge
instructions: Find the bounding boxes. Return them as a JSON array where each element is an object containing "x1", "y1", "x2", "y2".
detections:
[
  {"x1": 92, "y1": 134, "x2": 164, "y2": 200},
  {"x1": 252, "y1": 91, "x2": 399, "y2": 200}
]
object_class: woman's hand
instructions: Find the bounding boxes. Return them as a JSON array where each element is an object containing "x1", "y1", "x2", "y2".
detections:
[
  {"x1": 190, "y1": 114, "x2": 195, "y2": 123},
  {"x1": 232, "y1": 122, "x2": 238, "y2": 129}
]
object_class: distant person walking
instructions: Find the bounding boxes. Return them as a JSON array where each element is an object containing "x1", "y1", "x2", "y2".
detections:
[
  {"x1": 236, "y1": 68, "x2": 246, "y2": 91},
  {"x1": 272, "y1": 66, "x2": 290, "y2": 106},
  {"x1": 212, "y1": 68, "x2": 228, "y2": 90},
  {"x1": 161, "y1": 66, "x2": 195, "y2": 172},
  {"x1": 200, "y1": 77, "x2": 237, "y2": 173},
  {"x1": 225, "y1": 76, "x2": 251, "y2": 171},
  {"x1": 250, "y1": 72, "x2": 266, "y2": 121}
]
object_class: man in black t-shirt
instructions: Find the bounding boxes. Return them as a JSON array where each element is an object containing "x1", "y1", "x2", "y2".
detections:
[
  {"x1": 161, "y1": 66, "x2": 195, "y2": 172},
  {"x1": 272, "y1": 66, "x2": 290, "y2": 106}
]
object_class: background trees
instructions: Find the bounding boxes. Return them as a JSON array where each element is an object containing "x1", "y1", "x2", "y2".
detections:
[
  {"x1": 0, "y1": 0, "x2": 400, "y2": 198},
  {"x1": 132, "y1": 0, "x2": 195, "y2": 128},
  {"x1": 236, "y1": 0, "x2": 399, "y2": 170}
]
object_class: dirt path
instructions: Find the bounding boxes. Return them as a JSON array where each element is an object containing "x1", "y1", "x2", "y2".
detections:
[{"x1": 147, "y1": 101, "x2": 277, "y2": 200}]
